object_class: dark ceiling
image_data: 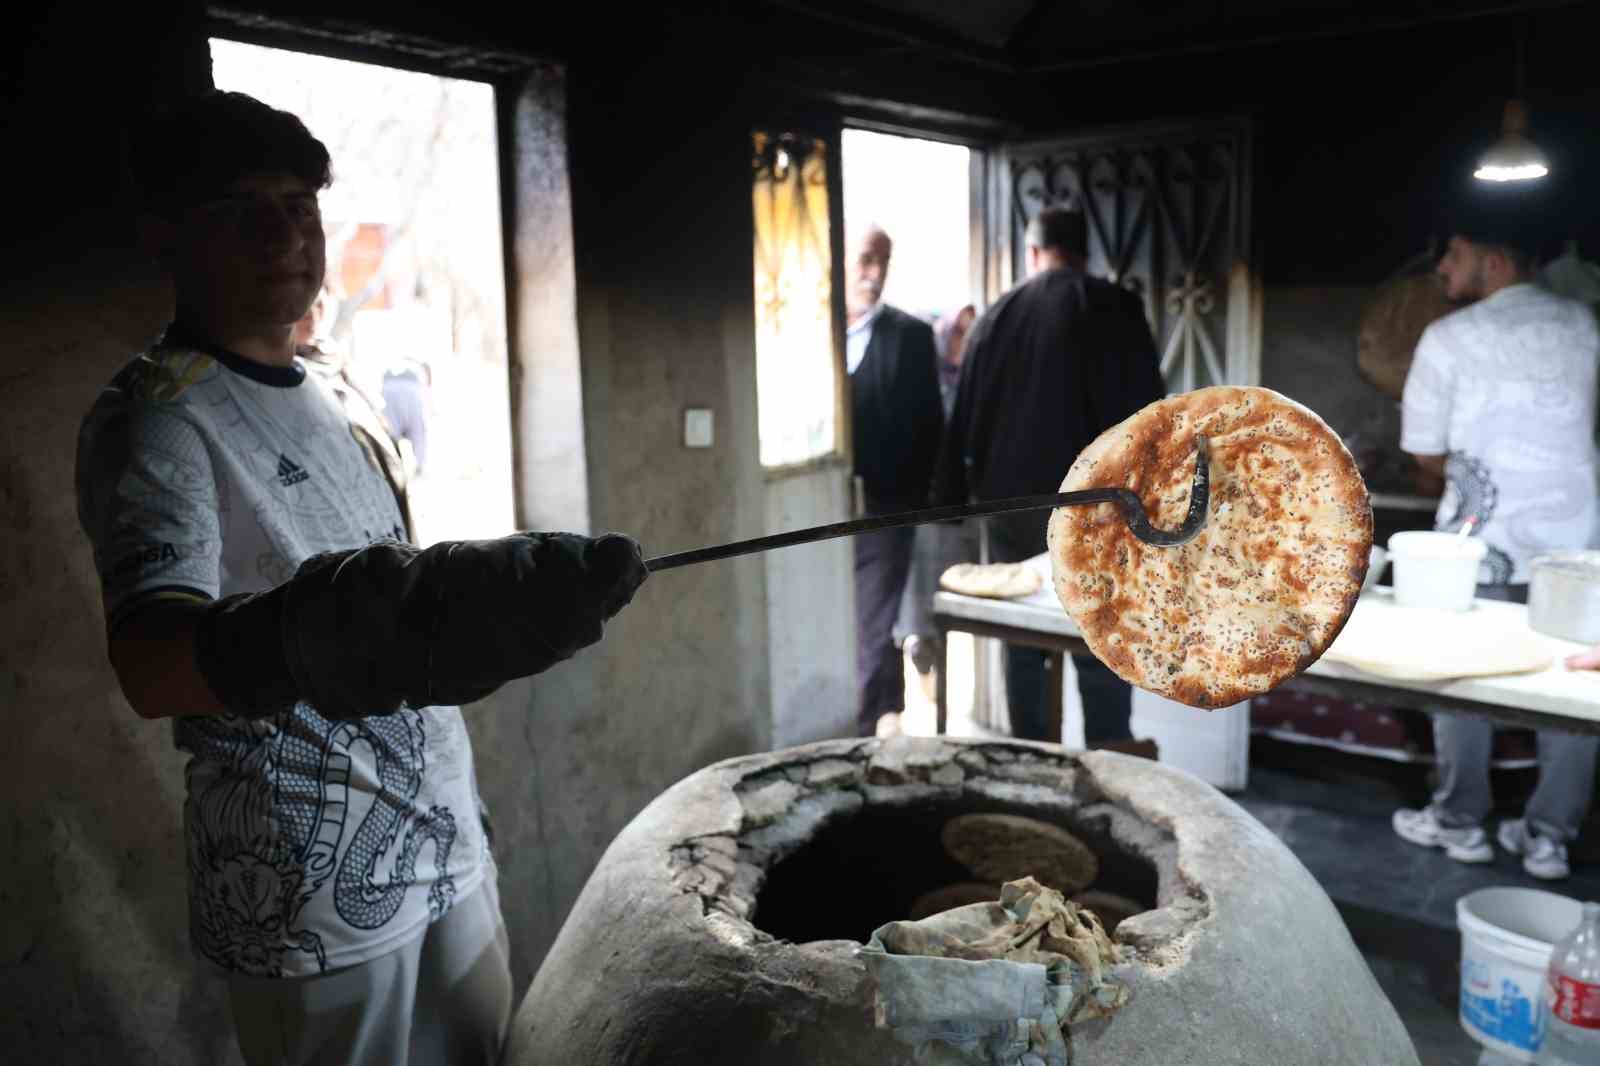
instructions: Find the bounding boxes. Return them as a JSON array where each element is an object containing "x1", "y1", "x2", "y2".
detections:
[{"x1": 760, "y1": 0, "x2": 1585, "y2": 73}]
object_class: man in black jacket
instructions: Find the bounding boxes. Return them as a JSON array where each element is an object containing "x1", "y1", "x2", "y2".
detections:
[
  {"x1": 847, "y1": 225, "x2": 944, "y2": 736},
  {"x1": 935, "y1": 206, "x2": 1165, "y2": 744}
]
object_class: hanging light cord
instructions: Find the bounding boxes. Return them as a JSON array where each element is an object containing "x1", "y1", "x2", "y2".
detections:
[{"x1": 1514, "y1": 16, "x2": 1527, "y2": 103}]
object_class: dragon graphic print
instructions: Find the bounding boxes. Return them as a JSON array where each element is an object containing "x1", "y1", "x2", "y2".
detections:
[
  {"x1": 77, "y1": 343, "x2": 489, "y2": 977},
  {"x1": 1441, "y1": 451, "x2": 1515, "y2": 585},
  {"x1": 182, "y1": 707, "x2": 458, "y2": 975}
]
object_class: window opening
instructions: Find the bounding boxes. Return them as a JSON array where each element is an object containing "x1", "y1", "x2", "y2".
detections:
[
  {"x1": 839, "y1": 128, "x2": 976, "y2": 737},
  {"x1": 211, "y1": 38, "x2": 513, "y2": 544}
]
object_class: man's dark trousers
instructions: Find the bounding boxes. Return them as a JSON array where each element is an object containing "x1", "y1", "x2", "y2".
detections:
[
  {"x1": 987, "y1": 515, "x2": 1131, "y2": 744},
  {"x1": 855, "y1": 510, "x2": 916, "y2": 736}
]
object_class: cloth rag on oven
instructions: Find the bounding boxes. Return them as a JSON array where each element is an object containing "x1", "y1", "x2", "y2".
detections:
[{"x1": 859, "y1": 877, "x2": 1130, "y2": 1066}]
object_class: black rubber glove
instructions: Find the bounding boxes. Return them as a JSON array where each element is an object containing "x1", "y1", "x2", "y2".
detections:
[
  {"x1": 195, "y1": 531, "x2": 648, "y2": 719},
  {"x1": 193, "y1": 582, "x2": 300, "y2": 718}
]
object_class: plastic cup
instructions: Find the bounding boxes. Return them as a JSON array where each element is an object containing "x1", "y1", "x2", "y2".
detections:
[{"x1": 1388, "y1": 531, "x2": 1486, "y2": 611}]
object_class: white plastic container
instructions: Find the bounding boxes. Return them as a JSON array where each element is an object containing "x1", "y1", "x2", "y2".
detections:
[
  {"x1": 1389, "y1": 531, "x2": 1487, "y2": 611},
  {"x1": 1528, "y1": 551, "x2": 1600, "y2": 645},
  {"x1": 1457, "y1": 887, "x2": 1583, "y2": 1062}
]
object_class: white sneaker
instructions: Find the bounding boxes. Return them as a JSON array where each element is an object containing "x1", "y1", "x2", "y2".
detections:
[
  {"x1": 874, "y1": 712, "x2": 904, "y2": 739},
  {"x1": 1497, "y1": 818, "x2": 1570, "y2": 881},
  {"x1": 1392, "y1": 806, "x2": 1494, "y2": 863}
]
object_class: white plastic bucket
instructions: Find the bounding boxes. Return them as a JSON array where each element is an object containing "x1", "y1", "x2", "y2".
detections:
[
  {"x1": 1389, "y1": 531, "x2": 1487, "y2": 611},
  {"x1": 1456, "y1": 887, "x2": 1582, "y2": 1061}
]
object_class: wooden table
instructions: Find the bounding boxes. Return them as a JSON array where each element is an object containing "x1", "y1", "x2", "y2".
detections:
[{"x1": 933, "y1": 585, "x2": 1600, "y2": 738}]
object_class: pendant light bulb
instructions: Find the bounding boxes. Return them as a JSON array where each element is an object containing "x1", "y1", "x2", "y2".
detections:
[{"x1": 1475, "y1": 100, "x2": 1549, "y2": 182}]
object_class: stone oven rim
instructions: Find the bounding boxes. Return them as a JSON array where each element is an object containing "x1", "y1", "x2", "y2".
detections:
[{"x1": 665, "y1": 737, "x2": 1212, "y2": 965}]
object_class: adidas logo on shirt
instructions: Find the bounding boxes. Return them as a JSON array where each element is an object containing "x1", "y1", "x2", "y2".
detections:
[{"x1": 277, "y1": 454, "x2": 310, "y2": 487}]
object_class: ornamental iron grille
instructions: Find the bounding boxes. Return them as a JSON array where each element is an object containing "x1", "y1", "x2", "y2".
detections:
[{"x1": 1001, "y1": 118, "x2": 1258, "y2": 392}]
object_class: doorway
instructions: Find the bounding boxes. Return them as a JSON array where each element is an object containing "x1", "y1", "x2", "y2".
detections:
[
  {"x1": 841, "y1": 129, "x2": 973, "y2": 319},
  {"x1": 839, "y1": 128, "x2": 979, "y2": 739}
]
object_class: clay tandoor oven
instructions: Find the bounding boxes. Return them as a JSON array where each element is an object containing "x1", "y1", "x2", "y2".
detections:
[{"x1": 506, "y1": 738, "x2": 1419, "y2": 1066}]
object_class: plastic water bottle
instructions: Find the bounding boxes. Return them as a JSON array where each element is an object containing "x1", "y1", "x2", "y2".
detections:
[{"x1": 1538, "y1": 902, "x2": 1600, "y2": 1065}]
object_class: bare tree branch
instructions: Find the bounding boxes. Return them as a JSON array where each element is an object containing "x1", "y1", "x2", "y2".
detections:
[{"x1": 328, "y1": 82, "x2": 454, "y2": 344}]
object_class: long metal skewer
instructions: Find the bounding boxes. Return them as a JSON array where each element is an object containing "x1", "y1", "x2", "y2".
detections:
[{"x1": 645, "y1": 437, "x2": 1209, "y2": 573}]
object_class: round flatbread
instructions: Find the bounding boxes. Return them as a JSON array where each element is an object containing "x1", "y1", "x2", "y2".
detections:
[
  {"x1": 941, "y1": 813, "x2": 1099, "y2": 896},
  {"x1": 939, "y1": 562, "x2": 1043, "y2": 600},
  {"x1": 1320, "y1": 599, "x2": 1551, "y2": 681},
  {"x1": 1048, "y1": 386, "x2": 1372, "y2": 709},
  {"x1": 908, "y1": 882, "x2": 1003, "y2": 921}
]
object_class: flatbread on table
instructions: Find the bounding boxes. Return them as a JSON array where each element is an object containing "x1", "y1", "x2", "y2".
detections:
[
  {"x1": 1048, "y1": 386, "x2": 1372, "y2": 709},
  {"x1": 1320, "y1": 598, "x2": 1552, "y2": 681},
  {"x1": 939, "y1": 562, "x2": 1042, "y2": 600}
]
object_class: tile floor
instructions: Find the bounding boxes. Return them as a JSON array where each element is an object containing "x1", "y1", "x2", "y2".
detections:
[{"x1": 1228, "y1": 744, "x2": 1598, "y2": 1065}]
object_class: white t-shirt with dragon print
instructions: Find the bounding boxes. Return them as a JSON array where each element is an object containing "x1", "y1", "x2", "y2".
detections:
[
  {"x1": 75, "y1": 335, "x2": 491, "y2": 978},
  {"x1": 1401, "y1": 282, "x2": 1600, "y2": 584}
]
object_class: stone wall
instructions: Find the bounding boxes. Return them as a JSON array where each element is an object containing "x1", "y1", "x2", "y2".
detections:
[
  {"x1": 486, "y1": 45, "x2": 775, "y2": 986},
  {"x1": 0, "y1": 239, "x2": 245, "y2": 1064},
  {"x1": 1260, "y1": 285, "x2": 1409, "y2": 492}
]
